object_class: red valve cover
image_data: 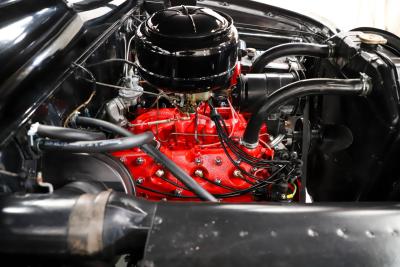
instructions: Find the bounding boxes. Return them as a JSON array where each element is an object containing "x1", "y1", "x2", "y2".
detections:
[{"x1": 113, "y1": 103, "x2": 274, "y2": 202}]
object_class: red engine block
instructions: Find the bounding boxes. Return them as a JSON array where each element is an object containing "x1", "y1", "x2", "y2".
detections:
[{"x1": 113, "y1": 103, "x2": 274, "y2": 202}]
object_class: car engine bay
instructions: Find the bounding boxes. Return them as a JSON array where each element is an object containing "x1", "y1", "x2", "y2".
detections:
[{"x1": 1, "y1": 0, "x2": 400, "y2": 266}]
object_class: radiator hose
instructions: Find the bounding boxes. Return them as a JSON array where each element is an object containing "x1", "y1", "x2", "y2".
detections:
[
  {"x1": 250, "y1": 42, "x2": 333, "y2": 73},
  {"x1": 241, "y1": 75, "x2": 372, "y2": 148}
]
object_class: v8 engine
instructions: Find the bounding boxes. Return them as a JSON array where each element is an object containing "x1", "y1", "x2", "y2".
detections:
[
  {"x1": 26, "y1": 4, "x2": 374, "y2": 204},
  {"x1": 110, "y1": 6, "x2": 303, "y2": 201}
]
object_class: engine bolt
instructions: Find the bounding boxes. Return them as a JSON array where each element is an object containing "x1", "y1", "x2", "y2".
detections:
[
  {"x1": 215, "y1": 157, "x2": 223, "y2": 166},
  {"x1": 290, "y1": 151, "x2": 298, "y2": 160},
  {"x1": 280, "y1": 173, "x2": 288, "y2": 182},
  {"x1": 281, "y1": 152, "x2": 290, "y2": 160},
  {"x1": 251, "y1": 167, "x2": 258, "y2": 173},
  {"x1": 247, "y1": 48, "x2": 256, "y2": 59},
  {"x1": 174, "y1": 188, "x2": 183, "y2": 196},
  {"x1": 194, "y1": 157, "x2": 202, "y2": 165},
  {"x1": 136, "y1": 177, "x2": 144, "y2": 184},
  {"x1": 215, "y1": 178, "x2": 222, "y2": 184},
  {"x1": 155, "y1": 169, "x2": 165, "y2": 177},
  {"x1": 194, "y1": 169, "x2": 204, "y2": 178},
  {"x1": 233, "y1": 169, "x2": 244, "y2": 178},
  {"x1": 136, "y1": 157, "x2": 145, "y2": 165}
]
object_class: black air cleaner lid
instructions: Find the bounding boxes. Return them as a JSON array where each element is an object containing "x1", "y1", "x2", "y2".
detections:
[
  {"x1": 135, "y1": 5, "x2": 238, "y2": 92},
  {"x1": 146, "y1": 6, "x2": 231, "y2": 39}
]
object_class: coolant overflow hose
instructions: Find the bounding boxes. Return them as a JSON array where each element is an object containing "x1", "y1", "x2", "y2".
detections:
[
  {"x1": 241, "y1": 74, "x2": 372, "y2": 148},
  {"x1": 74, "y1": 116, "x2": 218, "y2": 202}
]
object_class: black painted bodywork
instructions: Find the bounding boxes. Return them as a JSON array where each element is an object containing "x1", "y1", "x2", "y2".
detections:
[
  {"x1": 0, "y1": 0, "x2": 139, "y2": 145},
  {"x1": 144, "y1": 201, "x2": 400, "y2": 267},
  {"x1": 0, "y1": 0, "x2": 75, "y2": 143}
]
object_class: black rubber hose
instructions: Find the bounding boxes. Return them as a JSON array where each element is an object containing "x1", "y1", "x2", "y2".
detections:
[
  {"x1": 75, "y1": 116, "x2": 138, "y2": 137},
  {"x1": 242, "y1": 77, "x2": 372, "y2": 147},
  {"x1": 75, "y1": 116, "x2": 218, "y2": 202},
  {"x1": 35, "y1": 123, "x2": 106, "y2": 141},
  {"x1": 37, "y1": 132, "x2": 154, "y2": 153},
  {"x1": 250, "y1": 43, "x2": 332, "y2": 73}
]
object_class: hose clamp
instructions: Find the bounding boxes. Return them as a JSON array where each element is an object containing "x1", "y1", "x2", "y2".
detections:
[
  {"x1": 68, "y1": 190, "x2": 112, "y2": 255},
  {"x1": 327, "y1": 41, "x2": 335, "y2": 57},
  {"x1": 27, "y1": 122, "x2": 40, "y2": 147},
  {"x1": 240, "y1": 139, "x2": 259, "y2": 149},
  {"x1": 359, "y1": 73, "x2": 372, "y2": 96},
  {"x1": 70, "y1": 112, "x2": 80, "y2": 128}
]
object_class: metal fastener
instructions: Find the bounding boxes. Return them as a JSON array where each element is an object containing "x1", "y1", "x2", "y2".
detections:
[
  {"x1": 136, "y1": 157, "x2": 144, "y2": 165},
  {"x1": 155, "y1": 169, "x2": 165, "y2": 177},
  {"x1": 246, "y1": 48, "x2": 256, "y2": 59},
  {"x1": 194, "y1": 157, "x2": 202, "y2": 165},
  {"x1": 174, "y1": 188, "x2": 183, "y2": 196},
  {"x1": 233, "y1": 169, "x2": 244, "y2": 178},
  {"x1": 136, "y1": 177, "x2": 144, "y2": 184},
  {"x1": 194, "y1": 169, "x2": 204, "y2": 178},
  {"x1": 215, "y1": 157, "x2": 223, "y2": 166}
]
